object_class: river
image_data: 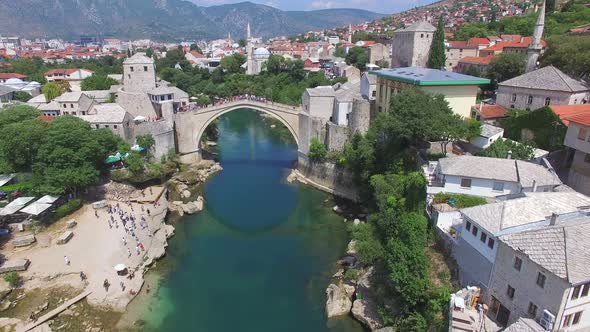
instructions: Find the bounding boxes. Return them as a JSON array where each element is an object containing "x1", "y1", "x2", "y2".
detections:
[{"x1": 123, "y1": 110, "x2": 366, "y2": 332}]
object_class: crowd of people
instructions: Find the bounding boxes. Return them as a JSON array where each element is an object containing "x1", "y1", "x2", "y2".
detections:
[{"x1": 179, "y1": 94, "x2": 271, "y2": 112}]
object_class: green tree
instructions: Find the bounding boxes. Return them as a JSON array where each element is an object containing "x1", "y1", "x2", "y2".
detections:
[
  {"x1": 190, "y1": 43, "x2": 202, "y2": 53},
  {"x1": 349, "y1": 223, "x2": 384, "y2": 264},
  {"x1": 375, "y1": 59, "x2": 389, "y2": 68},
  {"x1": 428, "y1": 16, "x2": 446, "y2": 69},
  {"x1": 34, "y1": 116, "x2": 121, "y2": 194},
  {"x1": 541, "y1": 35, "x2": 590, "y2": 80},
  {"x1": 333, "y1": 46, "x2": 346, "y2": 58},
  {"x1": 486, "y1": 53, "x2": 526, "y2": 83},
  {"x1": 3, "y1": 272, "x2": 19, "y2": 288},
  {"x1": 0, "y1": 105, "x2": 41, "y2": 128},
  {"x1": 136, "y1": 134, "x2": 156, "y2": 152},
  {"x1": 453, "y1": 22, "x2": 493, "y2": 40},
  {"x1": 239, "y1": 39, "x2": 247, "y2": 48},
  {"x1": 125, "y1": 151, "x2": 145, "y2": 174},
  {"x1": 14, "y1": 91, "x2": 32, "y2": 102},
  {"x1": 345, "y1": 47, "x2": 368, "y2": 71},
  {"x1": 145, "y1": 48, "x2": 154, "y2": 58},
  {"x1": 220, "y1": 53, "x2": 246, "y2": 74},
  {"x1": 81, "y1": 74, "x2": 118, "y2": 91},
  {"x1": 463, "y1": 66, "x2": 482, "y2": 78},
  {"x1": 42, "y1": 81, "x2": 64, "y2": 101},
  {"x1": 308, "y1": 138, "x2": 328, "y2": 162},
  {"x1": 477, "y1": 139, "x2": 535, "y2": 160},
  {"x1": 0, "y1": 118, "x2": 47, "y2": 172}
]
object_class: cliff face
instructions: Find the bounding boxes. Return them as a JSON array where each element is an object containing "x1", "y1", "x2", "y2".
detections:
[{"x1": 0, "y1": 0, "x2": 383, "y2": 40}]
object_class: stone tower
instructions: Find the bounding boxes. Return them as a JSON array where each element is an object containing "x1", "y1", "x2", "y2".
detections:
[
  {"x1": 123, "y1": 53, "x2": 156, "y2": 93},
  {"x1": 526, "y1": 0, "x2": 546, "y2": 73},
  {"x1": 390, "y1": 21, "x2": 436, "y2": 68},
  {"x1": 348, "y1": 24, "x2": 352, "y2": 44},
  {"x1": 246, "y1": 23, "x2": 255, "y2": 75}
]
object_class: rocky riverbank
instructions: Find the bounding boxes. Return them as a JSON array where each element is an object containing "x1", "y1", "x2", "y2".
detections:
[
  {"x1": 325, "y1": 206, "x2": 392, "y2": 331},
  {"x1": 166, "y1": 160, "x2": 222, "y2": 217},
  {"x1": 0, "y1": 183, "x2": 174, "y2": 331}
]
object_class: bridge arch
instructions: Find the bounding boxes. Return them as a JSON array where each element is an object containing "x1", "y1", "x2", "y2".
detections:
[{"x1": 174, "y1": 100, "x2": 303, "y2": 162}]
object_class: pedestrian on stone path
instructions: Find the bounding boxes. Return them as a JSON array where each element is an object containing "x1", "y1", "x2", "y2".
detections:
[
  {"x1": 127, "y1": 248, "x2": 132, "y2": 257},
  {"x1": 64, "y1": 255, "x2": 70, "y2": 266},
  {"x1": 147, "y1": 208, "x2": 151, "y2": 216},
  {"x1": 95, "y1": 210, "x2": 99, "y2": 218},
  {"x1": 122, "y1": 236, "x2": 127, "y2": 246},
  {"x1": 103, "y1": 279, "x2": 110, "y2": 291},
  {"x1": 120, "y1": 281, "x2": 125, "y2": 291},
  {"x1": 136, "y1": 245, "x2": 140, "y2": 255}
]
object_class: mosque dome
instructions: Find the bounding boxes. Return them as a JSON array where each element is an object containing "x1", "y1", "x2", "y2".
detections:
[
  {"x1": 253, "y1": 48, "x2": 270, "y2": 56},
  {"x1": 5, "y1": 78, "x2": 24, "y2": 85}
]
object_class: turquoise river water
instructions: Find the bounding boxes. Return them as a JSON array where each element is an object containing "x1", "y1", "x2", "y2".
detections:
[{"x1": 124, "y1": 110, "x2": 366, "y2": 332}]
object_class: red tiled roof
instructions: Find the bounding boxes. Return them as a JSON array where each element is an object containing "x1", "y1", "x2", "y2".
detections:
[
  {"x1": 551, "y1": 105, "x2": 590, "y2": 126},
  {"x1": 37, "y1": 115, "x2": 55, "y2": 124},
  {"x1": 482, "y1": 37, "x2": 548, "y2": 52},
  {"x1": 473, "y1": 104, "x2": 508, "y2": 119},
  {"x1": 459, "y1": 56, "x2": 494, "y2": 65},
  {"x1": 0, "y1": 73, "x2": 26, "y2": 79},
  {"x1": 468, "y1": 37, "x2": 490, "y2": 45},
  {"x1": 565, "y1": 112, "x2": 590, "y2": 126},
  {"x1": 189, "y1": 51, "x2": 205, "y2": 58},
  {"x1": 447, "y1": 40, "x2": 471, "y2": 48}
]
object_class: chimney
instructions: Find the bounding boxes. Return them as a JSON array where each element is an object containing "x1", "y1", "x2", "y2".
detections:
[
  {"x1": 550, "y1": 213, "x2": 558, "y2": 226},
  {"x1": 507, "y1": 150, "x2": 512, "y2": 160}
]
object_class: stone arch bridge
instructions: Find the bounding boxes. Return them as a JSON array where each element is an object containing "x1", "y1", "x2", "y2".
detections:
[{"x1": 174, "y1": 100, "x2": 308, "y2": 163}]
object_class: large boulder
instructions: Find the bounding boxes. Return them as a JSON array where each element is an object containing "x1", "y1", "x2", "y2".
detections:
[
  {"x1": 182, "y1": 201, "x2": 200, "y2": 215},
  {"x1": 347, "y1": 240, "x2": 357, "y2": 256},
  {"x1": 352, "y1": 296, "x2": 385, "y2": 330},
  {"x1": 181, "y1": 190, "x2": 191, "y2": 199},
  {"x1": 325, "y1": 282, "x2": 355, "y2": 318}
]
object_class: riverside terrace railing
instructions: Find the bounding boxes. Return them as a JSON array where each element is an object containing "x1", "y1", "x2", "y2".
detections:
[{"x1": 179, "y1": 96, "x2": 302, "y2": 115}]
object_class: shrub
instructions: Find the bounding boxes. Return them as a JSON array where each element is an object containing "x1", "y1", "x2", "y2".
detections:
[
  {"x1": 0, "y1": 182, "x2": 35, "y2": 196},
  {"x1": 433, "y1": 192, "x2": 487, "y2": 208},
  {"x1": 3, "y1": 272, "x2": 19, "y2": 288},
  {"x1": 53, "y1": 199, "x2": 82, "y2": 221},
  {"x1": 345, "y1": 268, "x2": 359, "y2": 281},
  {"x1": 308, "y1": 138, "x2": 328, "y2": 162}
]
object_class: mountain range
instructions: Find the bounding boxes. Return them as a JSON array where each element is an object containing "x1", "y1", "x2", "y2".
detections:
[{"x1": 0, "y1": 0, "x2": 385, "y2": 41}]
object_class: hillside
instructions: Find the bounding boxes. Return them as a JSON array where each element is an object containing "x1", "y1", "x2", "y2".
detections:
[{"x1": 0, "y1": 0, "x2": 384, "y2": 41}]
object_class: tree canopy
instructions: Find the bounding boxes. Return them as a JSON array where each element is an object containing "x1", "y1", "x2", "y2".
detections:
[
  {"x1": 42, "y1": 81, "x2": 65, "y2": 101},
  {"x1": 345, "y1": 47, "x2": 368, "y2": 71},
  {"x1": 81, "y1": 74, "x2": 118, "y2": 91},
  {"x1": 428, "y1": 16, "x2": 446, "y2": 69},
  {"x1": 541, "y1": 35, "x2": 590, "y2": 81},
  {"x1": 486, "y1": 53, "x2": 526, "y2": 83}
]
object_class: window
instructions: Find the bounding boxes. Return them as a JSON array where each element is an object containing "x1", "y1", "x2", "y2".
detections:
[
  {"x1": 480, "y1": 232, "x2": 487, "y2": 243},
  {"x1": 72, "y1": 112, "x2": 76, "y2": 115},
  {"x1": 493, "y1": 182, "x2": 504, "y2": 192},
  {"x1": 130, "y1": 66, "x2": 134, "y2": 72},
  {"x1": 114, "y1": 125, "x2": 118, "y2": 129},
  {"x1": 536, "y1": 272, "x2": 546, "y2": 288},
  {"x1": 514, "y1": 257, "x2": 522, "y2": 271},
  {"x1": 421, "y1": 33, "x2": 424, "y2": 38},
  {"x1": 461, "y1": 178, "x2": 472, "y2": 188},
  {"x1": 472, "y1": 225, "x2": 478, "y2": 236},
  {"x1": 70, "y1": 104, "x2": 74, "y2": 108},
  {"x1": 105, "y1": 125, "x2": 109, "y2": 128},
  {"x1": 578, "y1": 128, "x2": 588, "y2": 140},
  {"x1": 63, "y1": 104, "x2": 66, "y2": 108},
  {"x1": 573, "y1": 311, "x2": 583, "y2": 325},
  {"x1": 528, "y1": 302, "x2": 538, "y2": 317},
  {"x1": 507, "y1": 285, "x2": 515, "y2": 299},
  {"x1": 564, "y1": 314, "x2": 573, "y2": 327},
  {"x1": 545, "y1": 97, "x2": 551, "y2": 106},
  {"x1": 460, "y1": 48, "x2": 463, "y2": 52},
  {"x1": 81, "y1": 111, "x2": 86, "y2": 115},
  {"x1": 573, "y1": 285, "x2": 582, "y2": 299},
  {"x1": 466, "y1": 221, "x2": 472, "y2": 232},
  {"x1": 144, "y1": 66, "x2": 148, "y2": 71},
  {"x1": 582, "y1": 284, "x2": 590, "y2": 297},
  {"x1": 527, "y1": 95, "x2": 533, "y2": 105},
  {"x1": 511, "y1": 94, "x2": 517, "y2": 102},
  {"x1": 488, "y1": 238, "x2": 495, "y2": 249}
]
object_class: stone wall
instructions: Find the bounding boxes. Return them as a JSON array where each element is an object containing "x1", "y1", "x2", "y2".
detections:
[
  {"x1": 326, "y1": 121, "x2": 349, "y2": 151},
  {"x1": 117, "y1": 90, "x2": 158, "y2": 118},
  {"x1": 349, "y1": 98, "x2": 371, "y2": 136},
  {"x1": 133, "y1": 120, "x2": 175, "y2": 160},
  {"x1": 297, "y1": 154, "x2": 358, "y2": 201}
]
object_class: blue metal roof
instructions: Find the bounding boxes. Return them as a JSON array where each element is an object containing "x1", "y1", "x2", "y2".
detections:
[{"x1": 369, "y1": 67, "x2": 490, "y2": 86}]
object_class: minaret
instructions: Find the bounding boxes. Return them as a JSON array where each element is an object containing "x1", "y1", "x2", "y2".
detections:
[
  {"x1": 526, "y1": 0, "x2": 545, "y2": 73},
  {"x1": 246, "y1": 23, "x2": 254, "y2": 75},
  {"x1": 348, "y1": 24, "x2": 352, "y2": 43}
]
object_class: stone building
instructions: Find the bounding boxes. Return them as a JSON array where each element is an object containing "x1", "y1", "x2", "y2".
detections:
[
  {"x1": 488, "y1": 214, "x2": 590, "y2": 330},
  {"x1": 366, "y1": 43, "x2": 389, "y2": 66},
  {"x1": 496, "y1": 66, "x2": 589, "y2": 111},
  {"x1": 245, "y1": 23, "x2": 270, "y2": 75},
  {"x1": 390, "y1": 21, "x2": 436, "y2": 68},
  {"x1": 371, "y1": 67, "x2": 489, "y2": 118},
  {"x1": 79, "y1": 103, "x2": 134, "y2": 141},
  {"x1": 122, "y1": 53, "x2": 156, "y2": 93}
]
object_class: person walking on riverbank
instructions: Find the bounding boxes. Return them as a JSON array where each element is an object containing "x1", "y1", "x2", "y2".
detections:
[{"x1": 64, "y1": 255, "x2": 70, "y2": 266}]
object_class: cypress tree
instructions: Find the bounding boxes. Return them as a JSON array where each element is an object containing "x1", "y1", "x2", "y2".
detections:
[{"x1": 428, "y1": 16, "x2": 446, "y2": 69}]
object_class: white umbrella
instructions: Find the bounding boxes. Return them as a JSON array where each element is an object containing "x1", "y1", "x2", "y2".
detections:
[
  {"x1": 133, "y1": 115, "x2": 147, "y2": 122},
  {"x1": 114, "y1": 264, "x2": 127, "y2": 272}
]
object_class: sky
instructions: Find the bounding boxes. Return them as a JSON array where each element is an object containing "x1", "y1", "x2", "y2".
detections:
[{"x1": 191, "y1": 0, "x2": 437, "y2": 14}]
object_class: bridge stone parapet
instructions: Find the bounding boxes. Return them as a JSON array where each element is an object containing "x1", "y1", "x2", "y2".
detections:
[{"x1": 174, "y1": 100, "x2": 307, "y2": 163}]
